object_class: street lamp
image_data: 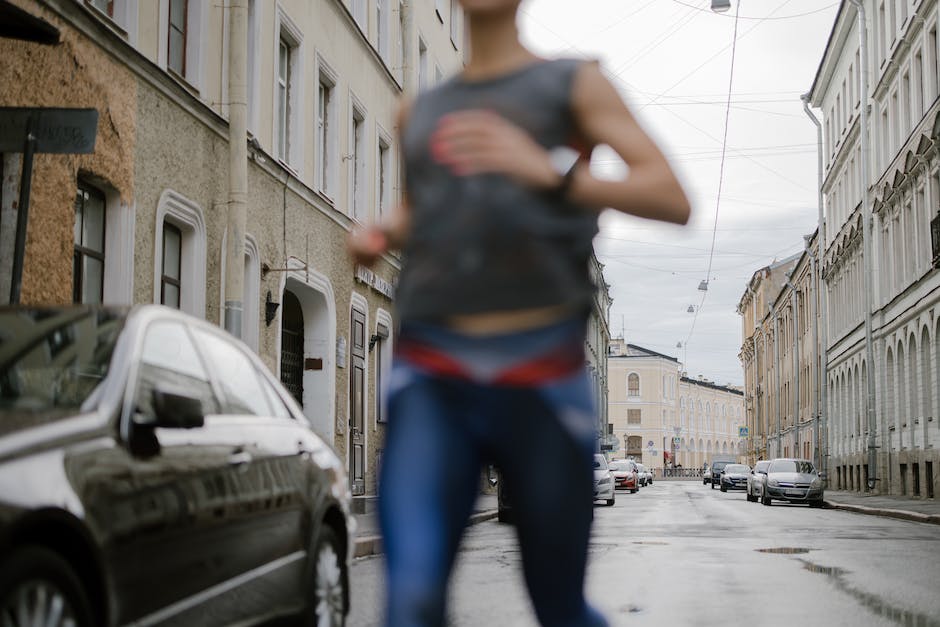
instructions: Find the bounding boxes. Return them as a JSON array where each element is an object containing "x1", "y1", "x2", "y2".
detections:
[{"x1": 711, "y1": 0, "x2": 732, "y2": 12}]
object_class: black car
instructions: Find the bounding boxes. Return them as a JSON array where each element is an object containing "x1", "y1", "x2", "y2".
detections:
[
  {"x1": 709, "y1": 460, "x2": 733, "y2": 489},
  {"x1": 0, "y1": 306, "x2": 353, "y2": 626}
]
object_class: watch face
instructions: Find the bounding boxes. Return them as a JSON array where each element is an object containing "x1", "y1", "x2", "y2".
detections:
[{"x1": 550, "y1": 146, "x2": 580, "y2": 176}]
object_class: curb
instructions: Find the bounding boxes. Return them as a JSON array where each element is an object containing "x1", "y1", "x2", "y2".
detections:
[
  {"x1": 353, "y1": 509, "x2": 500, "y2": 559},
  {"x1": 824, "y1": 501, "x2": 940, "y2": 526}
]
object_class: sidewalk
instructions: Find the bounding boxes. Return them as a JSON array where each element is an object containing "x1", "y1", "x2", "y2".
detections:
[
  {"x1": 824, "y1": 490, "x2": 940, "y2": 525},
  {"x1": 351, "y1": 493, "x2": 499, "y2": 558}
]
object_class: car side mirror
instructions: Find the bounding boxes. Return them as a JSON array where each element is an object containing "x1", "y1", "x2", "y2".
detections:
[{"x1": 151, "y1": 388, "x2": 204, "y2": 429}]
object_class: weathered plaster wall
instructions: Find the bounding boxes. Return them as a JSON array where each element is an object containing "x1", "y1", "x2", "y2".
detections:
[{"x1": 0, "y1": 0, "x2": 136, "y2": 304}]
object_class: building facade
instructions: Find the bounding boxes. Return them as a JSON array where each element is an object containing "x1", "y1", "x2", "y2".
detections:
[
  {"x1": 587, "y1": 254, "x2": 612, "y2": 452},
  {"x1": 607, "y1": 341, "x2": 744, "y2": 475},
  {"x1": 739, "y1": 0, "x2": 940, "y2": 498},
  {"x1": 0, "y1": 0, "x2": 465, "y2": 496}
]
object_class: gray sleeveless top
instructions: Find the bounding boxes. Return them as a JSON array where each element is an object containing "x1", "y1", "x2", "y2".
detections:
[{"x1": 396, "y1": 58, "x2": 598, "y2": 322}]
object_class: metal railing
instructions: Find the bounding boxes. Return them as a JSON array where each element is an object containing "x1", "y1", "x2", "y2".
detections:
[{"x1": 659, "y1": 467, "x2": 705, "y2": 479}]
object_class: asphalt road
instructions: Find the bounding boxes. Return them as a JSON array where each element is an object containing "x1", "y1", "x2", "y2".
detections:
[{"x1": 348, "y1": 481, "x2": 940, "y2": 626}]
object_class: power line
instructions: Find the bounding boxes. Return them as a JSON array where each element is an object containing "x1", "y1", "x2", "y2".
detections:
[
  {"x1": 669, "y1": 0, "x2": 839, "y2": 21},
  {"x1": 685, "y1": 1, "x2": 742, "y2": 369}
]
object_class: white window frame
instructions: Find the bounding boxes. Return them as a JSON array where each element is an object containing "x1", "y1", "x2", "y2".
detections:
[
  {"x1": 449, "y1": 0, "x2": 460, "y2": 48},
  {"x1": 349, "y1": 96, "x2": 367, "y2": 222},
  {"x1": 374, "y1": 308, "x2": 393, "y2": 427},
  {"x1": 79, "y1": 175, "x2": 135, "y2": 305},
  {"x1": 274, "y1": 7, "x2": 305, "y2": 173},
  {"x1": 418, "y1": 36, "x2": 428, "y2": 91},
  {"x1": 157, "y1": 0, "x2": 206, "y2": 96},
  {"x1": 316, "y1": 56, "x2": 339, "y2": 200},
  {"x1": 83, "y1": 0, "x2": 139, "y2": 45},
  {"x1": 352, "y1": 0, "x2": 367, "y2": 31},
  {"x1": 376, "y1": 126, "x2": 392, "y2": 222},
  {"x1": 153, "y1": 189, "x2": 206, "y2": 318},
  {"x1": 376, "y1": 0, "x2": 389, "y2": 61}
]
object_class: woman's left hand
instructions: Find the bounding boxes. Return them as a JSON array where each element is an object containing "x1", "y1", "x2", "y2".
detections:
[{"x1": 430, "y1": 110, "x2": 560, "y2": 190}]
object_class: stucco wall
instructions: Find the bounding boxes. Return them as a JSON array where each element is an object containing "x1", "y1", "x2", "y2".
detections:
[{"x1": 0, "y1": 0, "x2": 136, "y2": 304}]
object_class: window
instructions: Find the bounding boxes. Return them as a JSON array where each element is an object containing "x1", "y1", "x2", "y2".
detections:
[
  {"x1": 628, "y1": 409, "x2": 641, "y2": 425},
  {"x1": 928, "y1": 26, "x2": 939, "y2": 102},
  {"x1": 86, "y1": 0, "x2": 113, "y2": 17},
  {"x1": 418, "y1": 37, "x2": 428, "y2": 91},
  {"x1": 161, "y1": 223, "x2": 182, "y2": 309},
  {"x1": 168, "y1": 0, "x2": 187, "y2": 77},
  {"x1": 352, "y1": 0, "x2": 367, "y2": 29},
  {"x1": 153, "y1": 190, "x2": 207, "y2": 317},
  {"x1": 627, "y1": 373, "x2": 640, "y2": 397},
  {"x1": 193, "y1": 328, "x2": 272, "y2": 416},
  {"x1": 900, "y1": 71, "x2": 910, "y2": 139},
  {"x1": 449, "y1": 0, "x2": 460, "y2": 47},
  {"x1": 276, "y1": 13, "x2": 303, "y2": 169},
  {"x1": 73, "y1": 181, "x2": 106, "y2": 304},
  {"x1": 276, "y1": 38, "x2": 291, "y2": 163},
  {"x1": 374, "y1": 316, "x2": 391, "y2": 424},
  {"x1": 377, "y1": 0, "x2": 389, "y2": 60},
  {"x1": 351, "y1": 104, "x2": 366, "y2": 221},
  {"x1": 913, "y1": 51, "x2": 924, "y2": 122},
  {"x1": 878, "y1": 3, "x2": 887, "y2": 65},
  {"x1": 377, "y1": 135, "x2": 391, "y2": 220},
  {"x1": 317, "y1": 66, "x2": 337, "y2": 197}
]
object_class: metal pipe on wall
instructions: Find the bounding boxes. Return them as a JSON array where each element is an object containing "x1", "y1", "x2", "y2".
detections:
[{"x1": 224, "y1": 0, "x2": 249, "y2": 337}]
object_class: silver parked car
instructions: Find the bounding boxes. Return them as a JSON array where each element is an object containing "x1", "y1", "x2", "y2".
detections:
[
  {"x1": 593, "y1": 454, "x2": 616, "y2": 506},
  {"x1": 746, "y1": 460, "x2": 771, "y2": 502},
  {"x1": 760, "y1": 458, "x2": 825, "y2": 507},
  {"x1": 636, "y1": 462, "x2": 652, "y2": 486}
]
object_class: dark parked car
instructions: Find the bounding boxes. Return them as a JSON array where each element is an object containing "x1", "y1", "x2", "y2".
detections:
[
  {"x1": 709, "y1": 460, "x2": 733, "y2": 489},
  {"x1": 0, "y1": 306, "x2": 353, "y2": 627},
  {"x1": 718, "y1": 464, "x2": 750, "y2": 492},
  {"x1": 761, "y1": 458, "x2": 825, "y2": 507}
]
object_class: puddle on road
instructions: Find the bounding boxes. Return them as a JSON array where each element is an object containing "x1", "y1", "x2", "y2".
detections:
[
  {"x1": 795, "y1": 558, "x2": 940, "y2": 627},
  {"x1": 755, "y1": 547, "x2": 813, "y2": 554}
]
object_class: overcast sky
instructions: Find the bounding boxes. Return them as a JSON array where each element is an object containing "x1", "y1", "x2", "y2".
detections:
[{"x1": 518, "y1": 0, "x2": 841, "y2": 386}]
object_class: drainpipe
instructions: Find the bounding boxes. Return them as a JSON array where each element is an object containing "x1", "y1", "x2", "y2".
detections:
[
  {"x1": 847, "y1": 0, "x2": 878, "y2": 492},
  {"x1": 224, "y1": 0, "x2": 249, "y2": 337},
  {"x1": 786, "y1": 280, "x2": 800, "y2": 458},
  {"x1": 801, "y1": 93, "x2": 829, "y2": 480},
  {"x1": 774, "y1": 312, "x2": 782, "y2": 457},
  {"x1": 401, "y1": 1, "x2": 415, "y2": 94}
]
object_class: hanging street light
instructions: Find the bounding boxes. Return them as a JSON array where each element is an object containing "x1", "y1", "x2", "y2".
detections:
[{"x1": 711, "y1": 0, "x2": 732, "y2": 12}]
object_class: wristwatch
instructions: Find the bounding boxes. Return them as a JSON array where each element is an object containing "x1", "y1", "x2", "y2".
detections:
[{"x1": 547, "y1": 146, "x2": 581, "y2": 197}]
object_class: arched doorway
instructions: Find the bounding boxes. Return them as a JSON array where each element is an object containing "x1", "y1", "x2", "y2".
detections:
[{"x1": 280, "y1": 290, "x2": 304, "y2": 405}]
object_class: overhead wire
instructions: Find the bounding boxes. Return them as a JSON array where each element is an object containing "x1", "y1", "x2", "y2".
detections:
[{"x1": 684, "y1": 0, "x2": 742, "y2": 369}]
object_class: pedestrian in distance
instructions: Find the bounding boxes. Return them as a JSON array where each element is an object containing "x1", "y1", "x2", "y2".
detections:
[{"x1": 348, "y1": 0, "x2": 691, "y2": 625}]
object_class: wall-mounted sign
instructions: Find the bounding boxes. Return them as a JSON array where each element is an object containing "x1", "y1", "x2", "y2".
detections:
[{"x1": 355, "y1": 264, "x2": 396, "y2": 300}]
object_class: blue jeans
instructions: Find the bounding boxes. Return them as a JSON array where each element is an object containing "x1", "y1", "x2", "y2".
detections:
[{"x1": 378, "y1": 359, "x2": 608, "y2": 627}]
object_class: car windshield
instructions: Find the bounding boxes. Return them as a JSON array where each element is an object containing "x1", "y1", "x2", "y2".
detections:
[
  {"x1": 0, "y1": 309, "x2": 125, "y2": 432},
  {"x1": 770, "y1": 460, "x2": 816, "y2": 474},
  {"x1": 593, "y1": 455, "x2": 608, "y2": 470},
  {"x1": 608, "y1": 461, "x2": 628, "y2": 471},
  {"x1": 754, "y1": 461, "x2": 770, "y2": 472},
  {"x1": 712, "y1": 461, "x2": 730, "y2": 470},
  {"x1": 725, "y1": 464, "x2": 748, "y2": 474}
]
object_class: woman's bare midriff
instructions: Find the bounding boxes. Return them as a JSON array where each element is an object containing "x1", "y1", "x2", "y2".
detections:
[{"x1": 445, "y1": 303, "x2": 576, "y2": 335}]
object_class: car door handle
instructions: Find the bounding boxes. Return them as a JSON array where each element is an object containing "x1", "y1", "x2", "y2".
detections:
[{"x1": 229, "y1": 451, "x2": 252, "y2": 466}]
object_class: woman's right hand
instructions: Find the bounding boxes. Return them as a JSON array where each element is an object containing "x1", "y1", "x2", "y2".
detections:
[{"x1": 347, "y1": 225, "x2": 389, "y2": 267}]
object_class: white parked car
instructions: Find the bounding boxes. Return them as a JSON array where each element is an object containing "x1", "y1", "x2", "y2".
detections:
[{"x1": 593, "y1": 454, "x2": 616, "y2": 506}]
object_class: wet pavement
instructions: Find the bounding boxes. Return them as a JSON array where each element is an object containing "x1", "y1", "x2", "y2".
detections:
[
  {"x1": 351, "y1": 493, "x2": 498, "y2": 557},
  {"x1": 348, "y1": 481, "x2": 940, "y2": 626}
]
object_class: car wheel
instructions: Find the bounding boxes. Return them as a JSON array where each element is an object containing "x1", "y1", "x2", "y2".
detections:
[
  {"x1": 0, "y1": 546, "x2": 95, "y2": 627},
  {"x1": 809, "y1": 500, "x2": 824, "y2": 508},
  {"x1": 606, "y1": 497, "x2": 615, "y2": 506},
  {"x1": 746, "y1": 492, "x2": 755, "y2": 502},
  {"x1": 631, "y1": 488, "x2": 638, "y2": 494},
  {"x1": 720, "y1": 484, "x2": 727, "y2": 492},
  {"x1": 710, "y1": 482, "x2": 715, "y2": 489},
  {"x1": 310, "y1": 527, "x2": 347, "y2": 627},
  {"x1": 761, "y1": 492, "x2": 771, "y2": 506}
]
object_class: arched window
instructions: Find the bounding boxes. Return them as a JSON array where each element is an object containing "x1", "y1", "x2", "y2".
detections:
[{"x1": 628, "y1": 373, "x2": 640, "y2": 397}]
